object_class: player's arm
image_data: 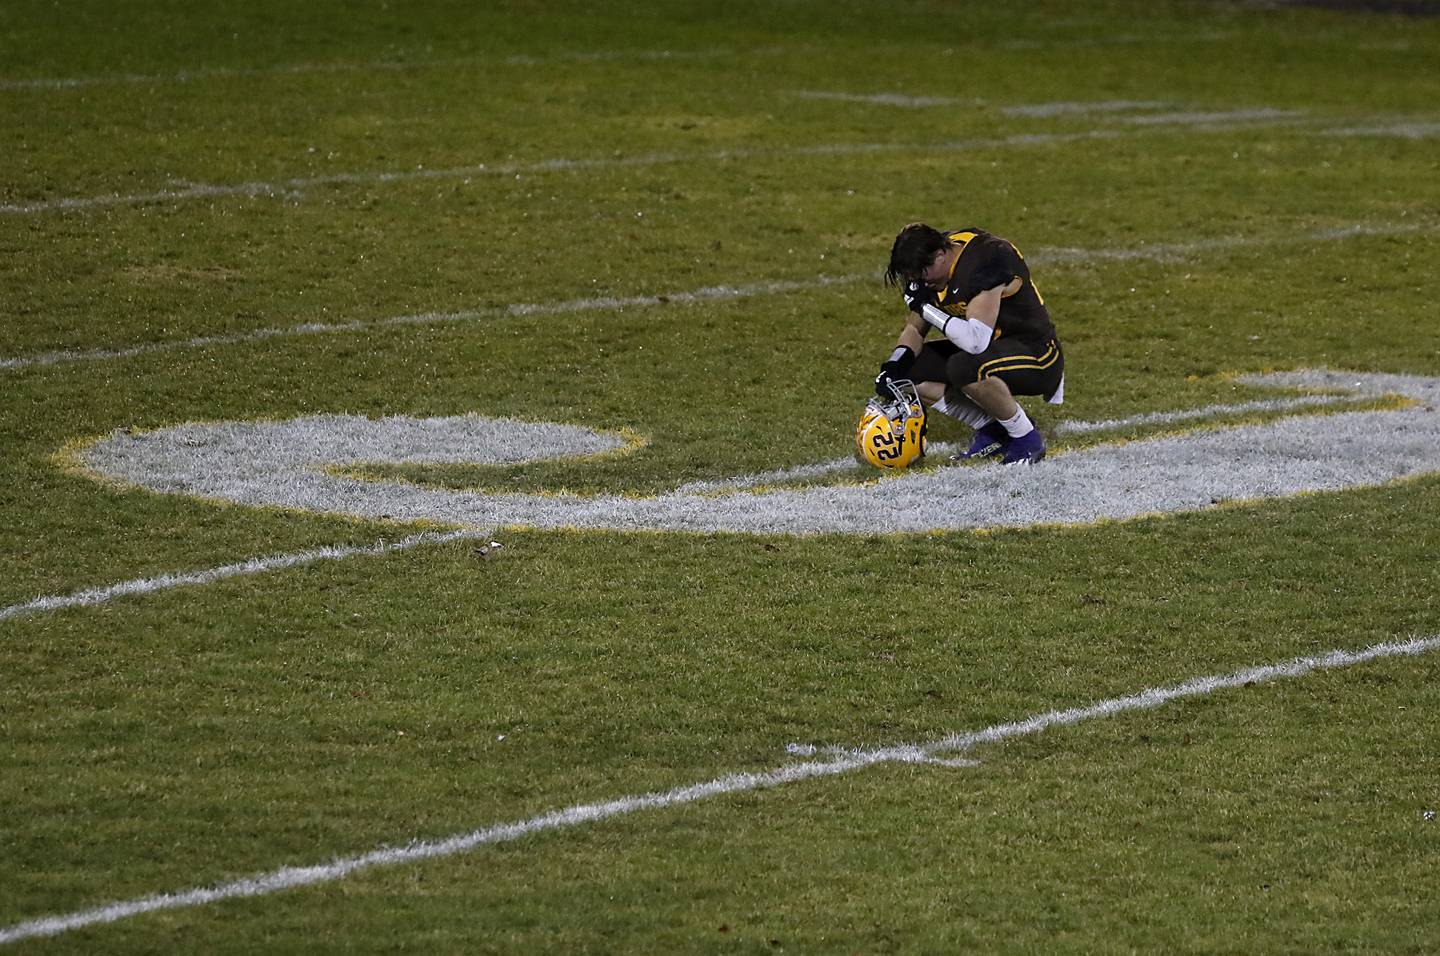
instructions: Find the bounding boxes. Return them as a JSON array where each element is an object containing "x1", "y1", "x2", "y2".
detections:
[
  {"x1": 910, "y1": 284, "x2": 996, "y2": 355},
  {"x1": 875, "y1": 321, "x2": 925, "y2": 396},
  {"x1": 897, "y1": 314, "x2": 926, "y2": 353},
  {"x1": 873, "y1": 286, "x2": 932, "y2": 396},
  {"x1": 923, "y1": 241, "x2": 1026, "y2": 353},
  {"x1": 962, "y1": 277, "x2": 1023, "y2": 330}
]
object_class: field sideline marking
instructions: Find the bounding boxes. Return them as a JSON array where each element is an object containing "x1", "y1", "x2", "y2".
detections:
[
  {"x1": 3, "y1": 219, "x2": 1432, "y2": 375},
  {"x1": 1, "y1": 633, "x2": 1435, "y2": 945},
  {"x1": 0, "y1": 530, "x2": 485, "y2": 624}
]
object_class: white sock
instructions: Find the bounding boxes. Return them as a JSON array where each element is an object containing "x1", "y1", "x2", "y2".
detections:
[
  {"x1": 998, "y1": 406, "x2": 1033, "y2": 438},
  {"x1": 933, "y1": 394, "x2": 993, "y2": 429}
]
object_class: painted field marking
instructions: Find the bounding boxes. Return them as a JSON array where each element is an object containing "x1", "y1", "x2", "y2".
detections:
[
  {"x1": 1051, "y1": 394, "x2": 1356, "y2": 435},
  {"x1": 0, "y1": 108, "x2": 1320, "y2": 217},
  {"x1": 674, "y1": 393, "x2": 1363, "y2": 495},
  {"x1": 0, "y1": 47, "x2": 762, "y2": 92},
  {"x1": 0, "y1": 275, "x2": 862, "y2": 373},
  {"x1": 788, "y1": 90, "x2": 972, "y2": 108},
  {"x1": 0, "y1": 128, "x2": 1118, "y2": 216},
  {"x1": 0, "y1": 385, "x2": 1374, "y2": 625},
  {"x1": 787, "y1": 93, "x2": 1174, "y2": 117},
  {"x1": 1322, "y1": 121, "x2": 1440, "y2": 139},
  {"x1": 1034, "y1": 220, "x2": 1435, "y2": 265},
  {"x1": 0, "y1": 31, "x2": 1236, "y2": 93},
  {"x1": 0, "y1": 530, "x2": 486, "y2": 625},
  {"x1": 1119, "y1": 107, "x2": 1303, "y2": 126},
  {"x1": 70, "y1": 370, "x2": 1440, "y2": 536},
  {"x1": 1000, "y1": 99, "x2": 1171, "y2": 118},
  {"x1": 2, "y1": 632, "x2": 1434, "y2": 946},
  {"x1": 4, "y1": 219, "x2": 1433, "y2": 375}
]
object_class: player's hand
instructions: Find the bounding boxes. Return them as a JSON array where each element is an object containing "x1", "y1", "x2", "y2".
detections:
[
  {"x1": 874, "y1": 345, "x2": 915, "y2": 397},
  {"x1": 902, "y1": 281, "x2": 936, "y2": 315}
]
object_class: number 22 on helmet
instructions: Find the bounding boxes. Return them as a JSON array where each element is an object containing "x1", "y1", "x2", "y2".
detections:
[{"x1": 855, "y1": 380, "x2": 927, "y2": 469}]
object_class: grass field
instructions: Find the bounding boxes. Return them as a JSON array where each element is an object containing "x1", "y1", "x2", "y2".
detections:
[{"x1": 4, "y1": 0, "x2": 1440, "y2": 951}]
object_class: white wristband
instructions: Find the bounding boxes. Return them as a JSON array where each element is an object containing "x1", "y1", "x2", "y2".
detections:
[{"x1": 919, "y1": 303, "x2": 950, "y2": 331}]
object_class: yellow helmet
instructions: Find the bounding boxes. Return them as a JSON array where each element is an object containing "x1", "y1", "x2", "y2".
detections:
[{"x1": 855, "y1": 379, "x2": 927, "y2": 469}]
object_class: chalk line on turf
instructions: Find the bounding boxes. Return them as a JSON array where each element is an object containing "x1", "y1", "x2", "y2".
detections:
[
  {"x1": 2, "y1": 371, "x2": 1414, "y2": 624},
  {"x1": 0, "y1": 47, "x2": 767, "y2": 92},
  {"x1": 0, "y1": 31, "x2": 1231, "y2": 94},
  {"x1": 71, "y1": 370, "x2": 1440, "y2": 535},
  {"x1": 3, "y1": 219, "x2": 1433, "y2": 375},
  {"x1": 0, "y1": 530, "x2": 488, "y2": 625},
  {"x1": 2, "y1": 633, "x2": 1435, "y2": 945},
  {"x1": 0, "y1": 108, "x2": 1320, "y2": 217}
]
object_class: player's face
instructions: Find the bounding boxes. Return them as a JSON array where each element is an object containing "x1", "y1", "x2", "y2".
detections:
[{"x1": 920, "y1": 249, "x2": 949, "y2": 290}]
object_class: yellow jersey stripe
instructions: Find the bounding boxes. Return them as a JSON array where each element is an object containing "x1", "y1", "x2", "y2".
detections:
[{"x1": 978, "y1": 342, "x2": 1058, "y2": 379}]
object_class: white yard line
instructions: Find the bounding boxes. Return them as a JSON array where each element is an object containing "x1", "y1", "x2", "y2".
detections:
[
  {"x1": 1051, "y1": 394, "x2": 1355, "y2": 435},
  {"x1": 1119, "y1": 107, "x2": 1304, "y2": 126},
  {"x1": 0, "y1": 47, "x2": 757, "y2": 92},
  {"x1": 1, "y1": 633, "x2": 1434, "y2": 945},
  {"x1": 0, "y1": 32, "x2": 1235, "y2": 94},
  {"x1": 1037, "y1": 220, "x2": 1434, "y2": 264},
  {"x1": 0, "y1": 275, "x2": 864, "y2": 372},
  {"x1": 673, "y1": 394, "x2": 1363, "y2": 495},
  {"x1": 0, "y1": 107, "x2": 1328, "y2": 217},
  {"x1": 0, "y1": 530, "x2": 486, "y2": 624},
  {"x1": 1000, "y1": 99, "x2": 1172, "y2": 118},
  {"x1": 788, "y1": 90, "x2": 969, "y2": 108},
  {"x1": 3, "y1": 218, "x2": 1432, "y2": 375},
  {"x1": 0, "y1": 128, "x2": 1123, "y2": 216},
  {"x1": 1321, "y1": 121, "x2": 1440, "y2": 139}
]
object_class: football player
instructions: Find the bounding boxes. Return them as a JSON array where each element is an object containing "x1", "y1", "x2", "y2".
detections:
[{"x1": 876, "y1": 223, "x2": 1064, "y2": 465}]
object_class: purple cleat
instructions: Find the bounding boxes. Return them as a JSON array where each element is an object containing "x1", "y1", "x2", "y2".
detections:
[
  {"x1": 955, "y1": 421, "x2": 1010, "y2": 460},
  {"x1": 1000, "y1": 428, "x2": 1046, "y2": 465}
]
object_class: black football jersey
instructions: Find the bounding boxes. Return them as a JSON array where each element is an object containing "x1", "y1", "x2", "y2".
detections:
[{"x1": 934, "y1": 228, "x2": 1056, "y2": 346}]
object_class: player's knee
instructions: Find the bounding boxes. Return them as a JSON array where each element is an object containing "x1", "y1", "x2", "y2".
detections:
[
  {"x1": 963, "y1": 376, "x2": 1013, "y2": 400},
  {"x1": 945, "y1": 353, "x2": 981, "y2": 388},
  {"x1": 915, "y1": 381, "x2": 946, "y2": 405}
]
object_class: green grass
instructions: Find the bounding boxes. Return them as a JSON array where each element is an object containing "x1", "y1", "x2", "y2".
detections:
[{"x1": 4, "y1": 0, "x2": 1440, "y2": 951}]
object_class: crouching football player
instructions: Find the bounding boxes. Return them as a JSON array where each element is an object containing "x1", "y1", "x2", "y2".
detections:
[{"x1": 875, "y1": 222, "x2": 1064, "y2": 465}]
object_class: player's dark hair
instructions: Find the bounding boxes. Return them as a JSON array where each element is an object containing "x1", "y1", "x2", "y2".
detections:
[{"x1": 885, "y1": 223, "x2": 951, "y2": 287}]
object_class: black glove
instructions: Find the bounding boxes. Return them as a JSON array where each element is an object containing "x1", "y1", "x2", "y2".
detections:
[
  {"x1": 902, "y1": 281, "x2": 937, "y2": 316},
  {"x1": 875, "y1": 346, "x2": 915, "y2": 397}
]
